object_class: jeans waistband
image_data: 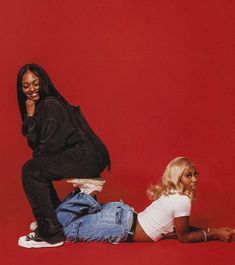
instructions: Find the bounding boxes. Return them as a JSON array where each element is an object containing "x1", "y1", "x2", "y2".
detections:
[{"x1": 126, "y1": 212, "x2": 137, "y2": 242}]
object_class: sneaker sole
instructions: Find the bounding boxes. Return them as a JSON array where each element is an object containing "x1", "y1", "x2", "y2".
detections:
[
  {"x1": 18, "y1": 236, "x2": 64, "y2": 248},
  {"x1": 67, "y1": 178, "x2": 106, "y2": 185}
]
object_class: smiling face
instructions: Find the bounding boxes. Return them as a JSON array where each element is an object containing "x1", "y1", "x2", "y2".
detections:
[
  {"x1": 22, "y1": 71, "x2": 40, "y2": 102},
  {"x1": 180, "y1": 166, "x2": 199, "y2": 193}
]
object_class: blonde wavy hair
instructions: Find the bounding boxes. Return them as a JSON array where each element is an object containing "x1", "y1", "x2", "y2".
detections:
[{"x1": 147, "y1": 157, "x2": 197, "y2": 201}]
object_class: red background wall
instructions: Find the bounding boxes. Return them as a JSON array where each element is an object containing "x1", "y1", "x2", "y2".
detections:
[{"x1": 0, "y1": 1, "x2": 234, "y2": 264}]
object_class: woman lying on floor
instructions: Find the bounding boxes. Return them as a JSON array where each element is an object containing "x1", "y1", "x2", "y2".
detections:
[{"x1": 18, "y1": 157, "x2": 234, "y2": 248}]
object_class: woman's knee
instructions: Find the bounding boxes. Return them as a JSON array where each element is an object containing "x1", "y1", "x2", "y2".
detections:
[{"x1": 22, "y1": 160, "x2": 41, "y2": 183}]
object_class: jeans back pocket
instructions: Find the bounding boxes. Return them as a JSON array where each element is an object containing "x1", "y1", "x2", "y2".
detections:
[{"x1": 101, "y1": 202, "x2": 124, "y2": 225}]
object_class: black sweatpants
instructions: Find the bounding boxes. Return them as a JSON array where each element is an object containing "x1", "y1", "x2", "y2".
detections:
[{"x1": 22, "y1": 148, "x2": 105, "y2": 244}]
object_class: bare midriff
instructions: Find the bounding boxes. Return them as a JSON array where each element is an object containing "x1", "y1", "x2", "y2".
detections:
[{"x1": 133, "y1": 220, "x2": 154, "y2": 242}]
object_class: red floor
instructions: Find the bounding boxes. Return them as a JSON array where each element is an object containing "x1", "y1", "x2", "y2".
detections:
[{"x1": 2, "y1": 234, "x2": 235, "y2": 265}]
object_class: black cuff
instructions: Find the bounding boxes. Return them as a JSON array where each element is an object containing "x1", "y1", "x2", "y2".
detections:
[{"x1": 22, "y1": 116, "x2": 36, "y2": 135}]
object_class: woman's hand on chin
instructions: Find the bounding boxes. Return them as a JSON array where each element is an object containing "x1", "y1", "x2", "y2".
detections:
[{"x1": 26, "y1": 99, "x2": 36, "y2": 117}]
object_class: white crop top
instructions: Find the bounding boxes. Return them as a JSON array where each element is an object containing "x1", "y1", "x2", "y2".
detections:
[{"x1": 137, "y1": 193, "x2": 191, "y2": 241}]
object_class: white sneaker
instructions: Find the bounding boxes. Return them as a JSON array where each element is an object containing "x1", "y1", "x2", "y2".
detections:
[
  {"x1": 66, "y1": 178, "x2": 106, "y2": 194},
  {"x1": 18, "y1": 232, "x2": 64, "y2": 248}
]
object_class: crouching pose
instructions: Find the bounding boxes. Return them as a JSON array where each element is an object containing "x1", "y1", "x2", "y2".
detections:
[
  {"x1": 18, "y1": 157, "x2": 234, "y2": 247},
  {"x1": 17, "y1": 64, "x2": 110, "y2": 248}
]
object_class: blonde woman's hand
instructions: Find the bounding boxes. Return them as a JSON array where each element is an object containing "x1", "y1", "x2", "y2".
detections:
[
  {"x1": 25, "y1": 99, "x2": 36, "y2": 117},
  {"x1": 215, "y1": 227, "x2": 234, "y2": 242}
]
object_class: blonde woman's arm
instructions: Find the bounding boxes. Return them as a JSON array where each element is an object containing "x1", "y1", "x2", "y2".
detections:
[{"x1": 174, "y1": 216, "x2": 234, "y2": 243}]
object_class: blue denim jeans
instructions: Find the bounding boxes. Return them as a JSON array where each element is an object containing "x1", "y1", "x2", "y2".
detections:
[{"x1": 56, "y1": 192, "x2": 136, "y2": 243}]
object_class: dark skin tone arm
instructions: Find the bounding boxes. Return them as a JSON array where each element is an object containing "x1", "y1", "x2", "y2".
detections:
[
  {"x1": 25, "y1": 99, "x2": 36, "y2": 117},
  {"x1": 174, "y1": 216, "x2": 234, "y2": 243},
  {"x1": 133, "y1": 217, "x2": 234, "y2": 242}
]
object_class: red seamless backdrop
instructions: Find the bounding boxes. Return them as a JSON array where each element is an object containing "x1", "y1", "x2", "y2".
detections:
[{"x1": 0, "y1": 1, "x2": 234, "y2": 265}]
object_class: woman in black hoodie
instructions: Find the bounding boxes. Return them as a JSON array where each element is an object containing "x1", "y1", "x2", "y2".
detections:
[{"x1": 17, "y1": 63, "x2": 110, "y2": 248}]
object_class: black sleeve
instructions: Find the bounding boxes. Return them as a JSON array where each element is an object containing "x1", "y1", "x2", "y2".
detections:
[
  {"x1": 35, "y1": 98, "x2": 75, "y2": 156},
  {"x1": 22, "y1": 116, "x2": 38, "y2": 149}
]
